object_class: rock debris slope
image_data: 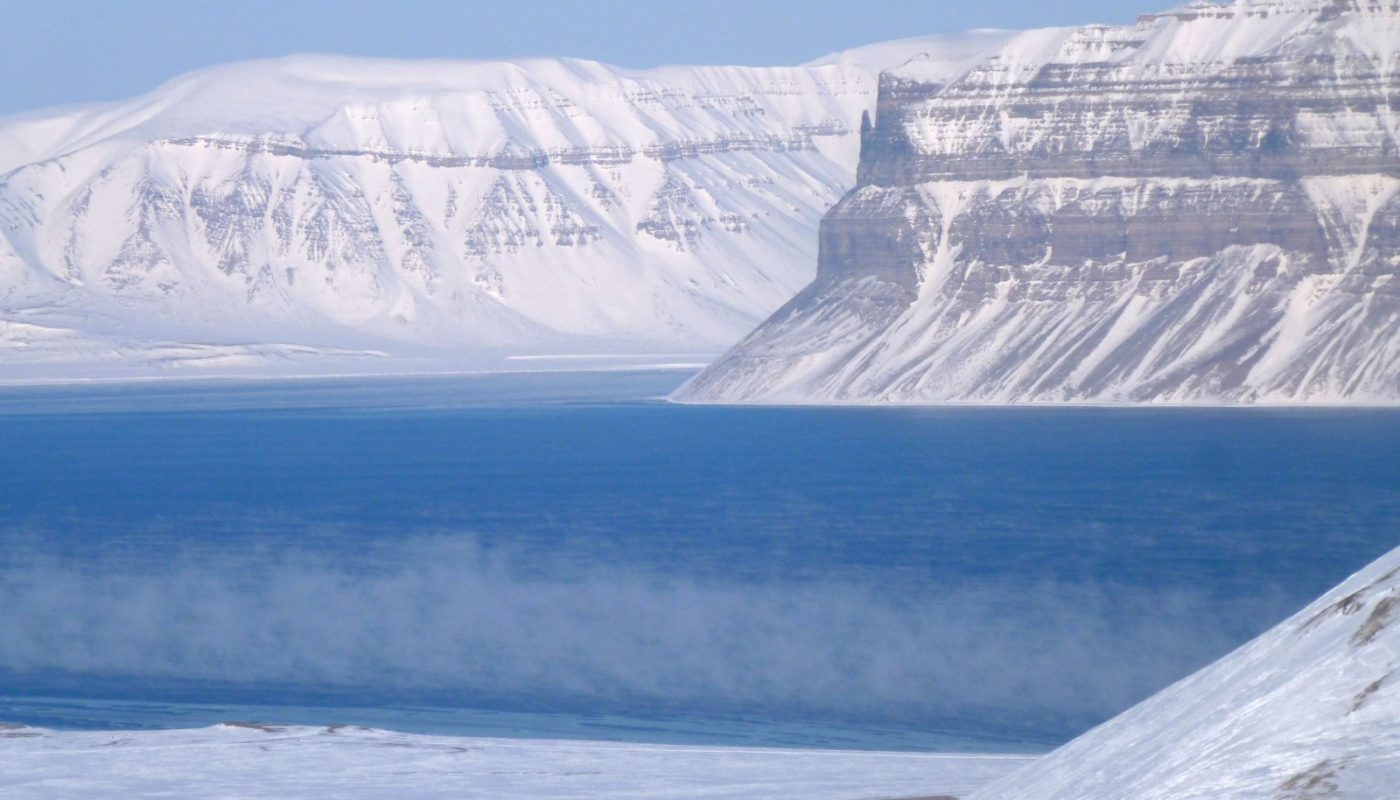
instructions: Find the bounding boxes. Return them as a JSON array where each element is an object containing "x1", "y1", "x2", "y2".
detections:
[
  {"x1": 677, "y1": 0, "x2": 1400, "y2": 404},
  {"x1": 965, "y1": 543, "x2": 1400, "y2": 799},
  {"x1": 0, "y1": 39, "x2": 997, "y2": 379}
]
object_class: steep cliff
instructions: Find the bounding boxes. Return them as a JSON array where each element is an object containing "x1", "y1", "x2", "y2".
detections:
[
  {"x1": 0, "y1": 41, "x2": 986, "y2": 380},
  {"x1": 677, "y1": 0, "x2": 1400, "y2": 404}
]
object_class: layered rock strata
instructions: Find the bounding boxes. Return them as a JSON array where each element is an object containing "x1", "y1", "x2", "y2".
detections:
[{"x1": 678, "y1": 0, "x2": 1400, "y2": 404}]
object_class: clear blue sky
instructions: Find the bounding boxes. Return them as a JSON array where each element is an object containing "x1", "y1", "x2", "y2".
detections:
[{"x1": 1, "y1": 0, "x2": 1182, "y2": 117}]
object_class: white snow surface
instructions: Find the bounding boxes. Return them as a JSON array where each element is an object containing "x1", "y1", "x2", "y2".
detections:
[
  {"x1": 886, "y1": 0, "x2": 1400, "y2": 90},
  {"x1": 970, "y1": 544, "x2": 1400, "y2": 800},
  {"x1": 0, "y1": 37, "x2": 1004, "y2": 382},
  {"x1": 807, "y1": 29, "x2": 1023, "y2": 79},
  {"x1": 0, "y1": 724, "x2": 1028, "y2": 800}
]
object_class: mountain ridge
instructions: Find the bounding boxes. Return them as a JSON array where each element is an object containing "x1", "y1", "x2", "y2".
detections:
[{"x1": 0, "y1": 37, "x2": 1000, "y2": 381}]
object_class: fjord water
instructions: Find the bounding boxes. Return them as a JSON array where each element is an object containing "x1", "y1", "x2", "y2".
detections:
[{"x1": 1, "y1": 370, "x2": 1397, "y2": 751}]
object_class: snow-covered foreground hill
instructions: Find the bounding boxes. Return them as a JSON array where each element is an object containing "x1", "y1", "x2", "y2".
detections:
[
  {"x1": 0, "y1": 37, "x2": 1004, "y2": 382},
  {"x1": 970, "y1": 544, "x2": 1400, "y2": 800},
  {"x1": 0, "y1": 723, "x2": 1029, "y2": 800}
]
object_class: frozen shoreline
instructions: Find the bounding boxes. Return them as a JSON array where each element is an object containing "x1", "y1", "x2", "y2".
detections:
[
  {"x1": 0, "y1": 723, "x2": 1033, "y2": 800},
  {"x1": 2, "y1": 364, "x2": 1397, "y2": 409},
  {"x1": 0, "y1": 356, "x2": 712, "y2": 389}
]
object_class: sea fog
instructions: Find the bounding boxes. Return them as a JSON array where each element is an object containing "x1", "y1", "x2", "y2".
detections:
[{"x1": 1, "y1": 370, "x2": 1396, "y2": 749}]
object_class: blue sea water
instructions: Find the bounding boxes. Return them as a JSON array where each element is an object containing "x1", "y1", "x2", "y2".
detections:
[{"x1": 0, "y1": 369, "x2": 1397, "y2": 751}]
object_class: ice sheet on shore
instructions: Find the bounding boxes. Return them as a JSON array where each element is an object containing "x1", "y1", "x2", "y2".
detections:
[{"x1": 0, "y1": 723, "x2": 1029, "y2": 800}]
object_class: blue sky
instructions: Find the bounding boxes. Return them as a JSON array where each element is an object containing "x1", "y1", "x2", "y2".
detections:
[{"x1": 2, "y1": 0, "x2": 1181, "y2": 116}]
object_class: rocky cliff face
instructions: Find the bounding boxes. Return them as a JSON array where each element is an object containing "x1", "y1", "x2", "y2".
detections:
[
  {"x1": 677, "y1": 0, "x2": 1400, "y2": 404},
  {"x1": 0, "y1": 43, "x2": 976, "y2": 380}
]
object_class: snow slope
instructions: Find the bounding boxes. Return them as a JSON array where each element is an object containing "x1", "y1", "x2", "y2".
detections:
[
  {"x1": 0, "y1": 38, "x2": 1012, "y2": 382},
  {"x1": 969, "y1": 544, "x2": 1400, "y2": 799},
  {"x1": 0, "y1": 723, "x2": 1030, "y2": 800},
  {"x1": 677, "y1": 0, "x2": 1400, "y2": 405}
]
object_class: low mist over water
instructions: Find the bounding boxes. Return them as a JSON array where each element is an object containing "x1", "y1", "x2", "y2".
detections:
[{"x1": 1, "y1": 372, "x2": 1397, "y2": 747}]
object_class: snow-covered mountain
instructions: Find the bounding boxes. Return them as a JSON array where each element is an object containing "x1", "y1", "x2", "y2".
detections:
[
  {"x1": 965, "y1": 543, "x2": 1400, "y2": 799},
  {"x1": 0, "y1": 39, "x2": 993, "y2": 380},
  {"x1": 677, "y1": 0, "x2": 1400, "y2": 405}
]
